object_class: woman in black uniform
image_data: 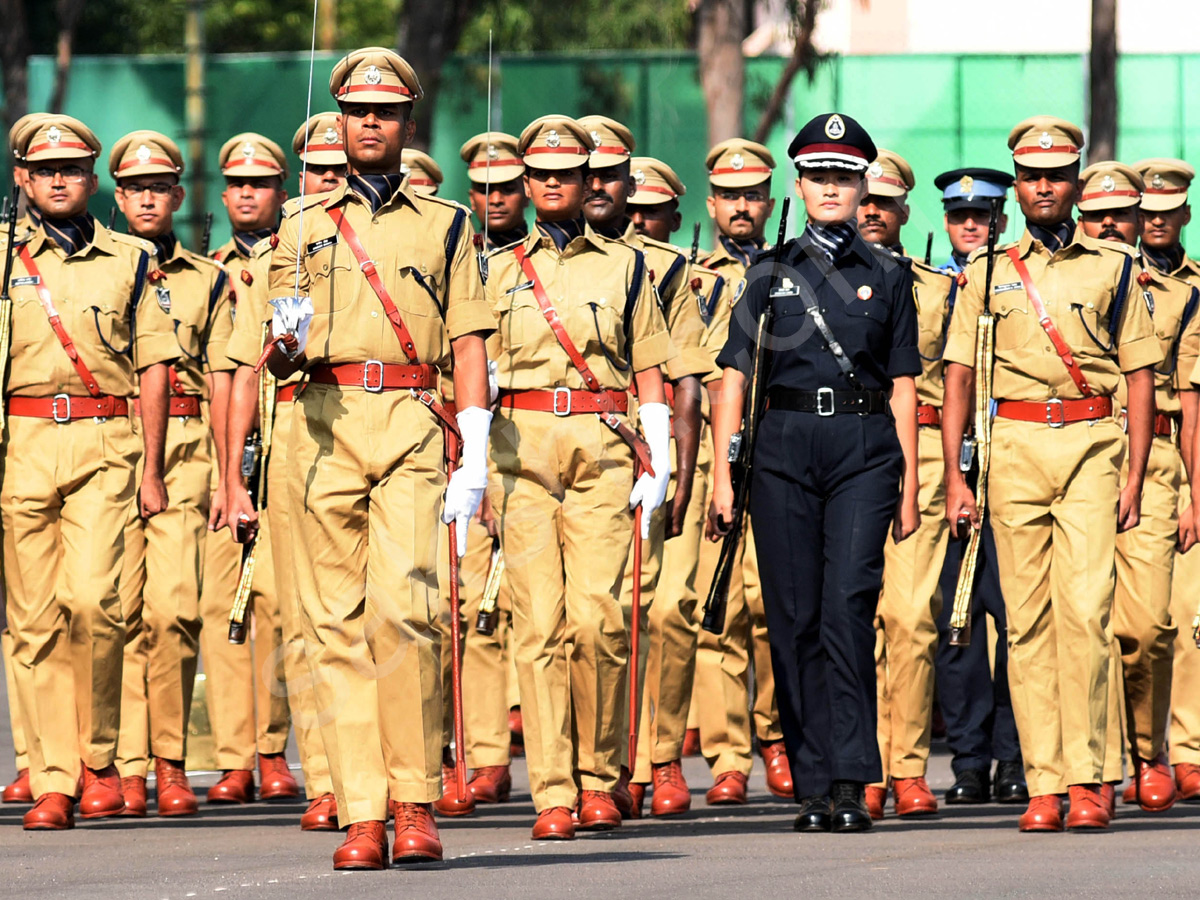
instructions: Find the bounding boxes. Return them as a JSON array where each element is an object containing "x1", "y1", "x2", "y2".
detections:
[{"x1": 708, "y1": 113, "x2": 920, "y2": 833}]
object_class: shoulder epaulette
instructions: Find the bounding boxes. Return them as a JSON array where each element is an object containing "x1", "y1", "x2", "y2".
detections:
[
  {"x1": 108, "y1": 231, "x2": 156, "y2": 257},
  {"x1": 910, "y1": 258, "x2": 952, "y2": 281},
  {"x1": 283, "y1": 192, "x2": 334, "y2": 218},
  {"x1": 250, "y1": 236, "x2": 275, "y2": 259}
]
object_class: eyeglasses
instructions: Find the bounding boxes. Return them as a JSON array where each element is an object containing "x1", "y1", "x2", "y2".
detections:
[
  {"x1": 120, "y1": 183, "x2": 175, "y2": 197},
  {"x1": 30, "y1": 165, "x2": 90, "y2": 183},
  {"x1": 716, "y1": 189, "x2": 767, "y2": 203}
]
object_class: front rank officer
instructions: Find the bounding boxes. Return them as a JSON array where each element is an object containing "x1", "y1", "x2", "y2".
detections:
[{"x1": 711, "y1": 113, "x2": 921, "y2": 834}]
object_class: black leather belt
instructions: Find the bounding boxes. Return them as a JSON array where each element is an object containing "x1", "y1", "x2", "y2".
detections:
[{"x1": 767, "y1": 387, "x2": 889, "y2": 416}]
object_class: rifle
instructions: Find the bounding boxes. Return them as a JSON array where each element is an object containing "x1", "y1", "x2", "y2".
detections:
[
  {"x1": 689, "y1": 222, "x2": 701, "y2": 265},
  {"x1": 924, "y1": 230, "x2": 933, "y2": 267},
  {"x1": 475, "y1": 543, "x2": 505, "y2": 634},
  {"x1": 107, "y1": 207, "x2": 118, "y2": 231},
  {"x1": 948, "y1": 197, "x2": 1001, "y2": 646},
  {"x1": 0, "y1": 184, "x2": 19, "y2": 430},
  {"x1": 702, "y1": 198, "x2": 789, "y2": 635},
  {"x1": 201, "y1": 212, "x2": 213, "y2": 256}
]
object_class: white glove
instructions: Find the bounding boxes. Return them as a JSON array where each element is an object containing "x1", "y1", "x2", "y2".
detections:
[
  {"x1": 487, "y1": 359, "x2": 499, "y2": 405},
  {"x1": 441, "y1": 405, "x2": 493, "y2": 555},
  {"x1": 269, "y1": 296, "x2": 314, "y2": 358},
  {"x1": 628, "y1": 402, "x2": 672, "y2": 539}
]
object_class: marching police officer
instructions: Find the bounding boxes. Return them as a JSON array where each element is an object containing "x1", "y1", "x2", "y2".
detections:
[
  {"x1": 401, "y1": 148, "x2": 443, "y2": 195},
  {"x1": 460, "y1": 131, "x2": 529, "y2": 249},
  {"x1": 711, "y1": 113, "x2": 921, "y2": 833}
]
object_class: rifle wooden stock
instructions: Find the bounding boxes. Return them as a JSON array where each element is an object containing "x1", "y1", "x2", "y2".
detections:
[
  {"x1": 228, "y1": 542, "x2": 256, "y2": 644},
  {"x1": 475, "y1": 545, "x2": 504, "y2": 635},
  {"x1": 0, "y1": 184, "x2": 20, "y2": 430}
]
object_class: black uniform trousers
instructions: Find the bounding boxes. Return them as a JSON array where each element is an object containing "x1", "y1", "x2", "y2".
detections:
[
  {"x1": 934, "y1": 515, "x2": 1021, "y2": 775},
  {"x1": 751, "y1": 409, "x2": 902, "y2": 799}
]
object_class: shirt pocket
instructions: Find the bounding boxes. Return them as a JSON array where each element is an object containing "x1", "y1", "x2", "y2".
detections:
[
  {"x1": 303, "y1": 238, "x2": 355, "y2": 312},
  {"x1": 394, "y1": 266, "x2": 444, "y2": 319},
  {"x1": 87, "y1": 297, "x2": 133, "y2": 357},
  {"x1": 496, "y1": 288, "x2": 541, "y2": 351},
  {"x1": 577, "y1": 295, "x2": 624, "y2": 363},
  {"x1": 1063, "y1": 286, "x2": 1115, "y2": 354},
  {"x1": 990, "y1": 293, "x2": 1033, "y2": 352}
]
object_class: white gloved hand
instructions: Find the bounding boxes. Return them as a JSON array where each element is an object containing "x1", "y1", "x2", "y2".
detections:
[
  {"x1": 269, "y1": 296, "x2": 314, "y2": 358},
  {"x1": 628, "y1": 402, "x2": 672, "y2": 539},
  {"x1": 487, "y1": 359, "x2": 499, "y2": 405},
  {"x1": 441, "y1": 405, "x2": 493, "y2": 555}
]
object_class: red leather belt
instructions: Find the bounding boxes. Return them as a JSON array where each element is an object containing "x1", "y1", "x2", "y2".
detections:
[
  {"x1": 917, "y1": 404, "x2": 941, "y2": 426},
  {"x1": 132, "y1": 395, "x2": 202, "y2": 418},
  {"x1": 498, "y1": 388, "x2": 630, "y2": 416},
  {"x1": 277, "y1": 383, "x2": 298, "y2": 403},
  {"x1": 8, "y1": 394, "x2": 129, "y2": 422},
  {"x1": 1122, "y1": 410, "x2": 1178, "y2": 437},
  {"x1": 995, "y1": 396, "x2": 1113, "y2": 427},
  {"x1": 444, "y1": 400, "x2": 457, "y2": 417},
  {"x1": 307, "y1": 361, "x2": 439, "y2": 392}
]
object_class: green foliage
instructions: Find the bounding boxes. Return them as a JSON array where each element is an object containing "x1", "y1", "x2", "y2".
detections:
[{"x1": 460, "y1": 0, "x2": 693, "y2": 53}]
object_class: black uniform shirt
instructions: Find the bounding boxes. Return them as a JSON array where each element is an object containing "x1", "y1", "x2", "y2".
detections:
[{"x1": 717, "y1": 228, "x2": 920, "y2": 392}]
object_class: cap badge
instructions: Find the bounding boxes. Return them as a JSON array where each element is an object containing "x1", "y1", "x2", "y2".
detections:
[
  {"x1": 590, "y1": 131, "x2": 602, "y2": 148},
  {"x1": 400, "y1": 163, "x2": 411, "y2": 176},
  {"x1": 1152, "y1": 174, "x2": 1166, "y2": 189},
  {"x1": 824, "y1": 114, "x2": 846, "y2": 140},
  {"x1": 1038, "y1": 131, "x2": 1053, "y2": 150},
  {"x1": 867, "y1": 161, "x2": 884, "y2": 179},
  {"x1": 241, "y1": 142, "x2": 256, "y2": 160},
  {"x1": 322, "y1": 127, "x2": 338, "y2": 145},
  {"x1": 136, "y1": 144, "x2": 152, "y2": 164},
  {"x1": 487, "y1": 144, "x2": 499, "y2": 161},
  {"x1": 633, "y1": 168, "x2": 645, "y2": 185},
  {"x1": 857, "y1": 285, "x2": 873, "y2": 301},
  {"x1": 545, "y1": 130, "x2": 561, "y2": 149},
  {"x1": 730, "y1": 153, "x2": 745, "y2": 171},
  {"x1": 364, "y1": 65, "x2": 383, "y2": 86},
  {"x1": 1101, "y1": 175, "x2": 1116, "y2": 193},
  {"x1": 959, "y1": 175, "x2": 974, "y2": 194},
  {"x1": 47, "y1": 126, "x2": 62, "y2": 145}
]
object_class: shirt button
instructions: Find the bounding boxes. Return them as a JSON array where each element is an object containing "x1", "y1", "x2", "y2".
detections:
[
  {"x1": 371, "y1": 311, "x2": 378, "y2": 318},
  {"x1": 1086, "y1": 301, "x2": 1094, "y2": 310},
  {"x1": 1051, "y1": 387, "x2": 1058, "y2": 397}
]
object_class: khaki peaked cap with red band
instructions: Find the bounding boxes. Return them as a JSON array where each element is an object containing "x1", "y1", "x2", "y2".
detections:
[
  {"x1": 109, "y1": 130, "x2": 184, "y2": 180},
  {"x1": 706, "y1": 138, "x2": 775, "y2": 188},
  {"x1": 866, "y1": 148, "x2": 915, "y2": 198},
  {"x1": 1007, "y1": 115, "x2": 1083, "y2": 169},
  {"x1": 577, "y1": 115, "x2": 635, "y2": 169},
  {"x1": 9, "y1": 112, "x2": 51, "y2": 162},
  {"x1": 459, "y1": 132, "x2": 523, "y2": 185},
  {"x1": 22, "y1": 115, "x2": 101, "y2": 163},
  {"x1": 329, "y1": 46, "x2": 423, "y2": 106},
  {"x1": 1077, "y1": 161, "x2": 1143, "y2": 212},
  {"x1": 1135, "y1": 158, "x2": 1194, "y2": 212},
  {"x1": 628, "y1": 156, "x2": 686, "y2": 206},
  {"x1": 401, "y1": 149, "x2": 443, "y2": 195},
  {"x1": 518, "y1": 115, "x2": 594, "y2": 170},
  {"x1": 292, "y1": 112, "x2": 346, "y2": 167},
  {"x1": 218, "y1": 132, "x2": 288, "y2": 179}
]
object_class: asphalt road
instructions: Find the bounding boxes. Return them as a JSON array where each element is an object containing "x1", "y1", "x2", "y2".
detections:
[{"x1": 4, "y1": 663, "x2": 1200, "y2": 899}]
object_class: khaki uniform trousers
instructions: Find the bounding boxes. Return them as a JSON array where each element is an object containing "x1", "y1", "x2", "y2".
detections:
[
  {"x1": 198, "y1": 455, "x2": 290, "y2": 771},
  {"x1": 116, "y1": 414, "x2": 210, "y2": 777},
  {"x1": 1169, "y1": 481, "x2": 1200, "y2": 766},
  {"x1": 3, "y1": 415, "x2": 139, "y2": 797},
  {"x1": 490, "y1": 410, "x2": 634, "y2": 811},
  {"x1": 633, "y1": 431, "x2": 711, "y2": 782},
  {"x1": 874, "y1": 425, "x2": 950, "y2": 783},
  {"x1": 269, "y1": 399, "x2": 331, "y2": 798},
  {"x1": 438, "y1": 515, "x2": 515, "y2": 769},
  {"x1": 289, "y1": 386, "x2": 444, "y2": 825},
  {"x1": 989, "y1": 417, "x2": 1124, "y2": 796},
  {"x1": 2, "y1": 629, "x2": 28, "y2": 772}
]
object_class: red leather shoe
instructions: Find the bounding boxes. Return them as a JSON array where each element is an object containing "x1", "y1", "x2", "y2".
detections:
[
  {"x1": 1175, "y1": 763, "x2": 1200, "y2": 801},
  {"x1": 1065, "y1": 784, "x2": 1110, "y2": 830},
  {"x1": 207, "y1": 769, "x2": 254, "y2": 804},
  {"x1": 2, "y1": 768, "x2": 32, "y2": 804},
  {"x1": 333, "y1": 820, "x2": 387, "y2": 870},
  {"x1": 23, "y1": 792, "x2": 75, "y2": 830},
  {"x1": 467, "y1": 766, "x2": 512, "y2": 803},
  {"x1": 1018, "y1": 794, "x2": 1064, "y2": 832},
  {"x1": 300, "y1": 792, "x2": 339, "y2": 831},
  {"x1": 1100, "y1": 782, "x2": 1116, "y2": 818},
  {"x1": 433, "y1": 765, "x2": 476, "y2": 816},
  {"x1": 120, "y1": 776, "x2": 147, "y2": 817},
  {"x1": 579, "y1": 790, "x2": 622, "y2": 830},
  {"x1": 532, "y1": 806, "x2": 575, "y2": 840},
  {"x1": 1133, "y1": 755, "x2": 1176, "y2": 812},
  {"x1": 80, "y1": 765, "x2": 125, "y2": 819},
  {"x1": 761, "y1": 741, "x2": 793, "y2": 799},
  {"x1": 613, "y1": 767, "x2": 637, "y2": 819},
  {"x1": 508, "y1": 708, "x2": 525, "y2": 758},
  {"x1": 391, "y1": 802, "x2": 443, "y2": 863},
  {"x1": 705, "y1": 771, "x2": 748, "y2": 805},
  {"x1": 893, "y1": 776, "x2": 938, "y2": 817},
  {"x1": 865, "y1": 785, "x2": 886, "y2": 820},
  {"x1": 682, "y1": 728, "x2": 701, "y2": 758},
  {"x1": 258, "y1": 753, "x2": 299, "y2": 800},
  {"x1": 629, "y1": 782, "x2": 646, "y2": 818},
  {"x1": 650, "y1": 760, "x2": 691, "y2": 816},
  {"x1": 155, "y1": 758, "x2": 198, "y2": 816},
  {"x1": 1121, "y1": 781, "x2": 1137, "y2": 805}
]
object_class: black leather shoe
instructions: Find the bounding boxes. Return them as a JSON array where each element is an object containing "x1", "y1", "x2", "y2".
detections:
[
  {"x1": 993, "y1": 760, "x2": 1029, "y2": 804},
  {"x1": 831, "y1": 781, "x2": 872, "y2": 833},
  {"x1": 793, "y1": 795, "x2": 832, "y2": 832},
  {"x1": 945, "y1": 768, "x2": 990, "y2": 804}
]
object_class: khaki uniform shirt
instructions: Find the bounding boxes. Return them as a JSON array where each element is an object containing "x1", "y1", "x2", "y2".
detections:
[
  {"x1": 486, "y1": 224, "x2": 670, "y2": 391},
  {"x1": 6, "y1": 224, "x2": 176, "y2": 397},
  {"x1": 269, "y1": 182, "x2": 495, "y2": 368},
  {"x1": 152, "y1": 240, "x2": 234, "y2": 399},
  {"x1": 910, "y1": 258, "x2": 954, "y2": 409},
  {"x1": 698, "y1": 239, "x2": 760, "y2": 385},
  {"x1": 1151, "y1": 253, "x2": 1200, "y2": 392},
  {"x1": 945, "y1": 226, "x2": 1162, "y2": 401},
  {"x1": 223, "y1": 238, "x2": 277, "y2": 369},
  {"x1": 1122, "y1": 259, "x2": 1197, "y2": 417}
]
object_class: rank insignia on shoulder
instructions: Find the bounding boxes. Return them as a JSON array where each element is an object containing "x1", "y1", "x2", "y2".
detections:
[
  {"x1": 1137, "y1": 271, "x2": 1152, "y2": 287},
  {"x1": 155, "y1": 285, "x2": 171, "y2": 314},
  {"x1": 956, "y1": 272, "x2": 968, "y2": 287},
  {"x1": 148, "y1": 269, "x2": 165, "y2": 284},
  {"x1": 241, "y1": 270, "x2": 254, "y2": 285},
  {"x1": 270, "y1": 234, "x2": 279, "y2": 249}
]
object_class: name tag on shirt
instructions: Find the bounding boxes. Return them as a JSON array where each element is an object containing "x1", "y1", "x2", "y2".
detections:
[
  {"x1": 10, "y1": 275, "x2": 39, "y2": 287},
  {"x1": 505, "y1": 280, "x2": 534, "y2": 295},
  {"x1": 769, "y1": 276, "x2": 800, "y2": 298},
  {"x1": 306, "y1": 236, "x2": 337, "y2": 255},
  {"x1": 993, "y1": 281, "x2": 1023, "y2": 294}
]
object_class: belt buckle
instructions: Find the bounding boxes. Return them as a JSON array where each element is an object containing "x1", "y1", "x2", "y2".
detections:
[
  {"x1": 816, "y1": 387, "x2": 835, "y2": 417},
  {"x1": 51, "y1": 393, "x2": 71, "y2": 424},
  {"x1": 553, "y1": 387, "x2": 572, "y2": 416},
  {"x1": 1045, "y1": 398, "x2": 1065, "y2": 428},
  {"x1": 362, "y1": 359, "x2": 384, "y2": 393}
]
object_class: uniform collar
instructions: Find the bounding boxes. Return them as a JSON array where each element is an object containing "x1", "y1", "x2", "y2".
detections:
[
  {"x1": 718, "y1": 233, "x2": 765, "y2": 267},
  {"x1": 1141, "y1": 243, "x2": 1187, "y2": 276},
  {"x1": 530, "y1": 217, "x2": 606, "y2": 255},
  {"x1": 485, "y1": 222, "x2": 528, "y2": 250},
  {"x1": 325, "y1": 177, "x2": 418, "y2": 216},
  {"x1": 150, "y1": 230, "x2": 178, "y2": 263},
  {"x1": 590, "y1": 216, "x2": 633, "y2": 242},
  {"x1": 233, "y1": 227, "x2": 273, "y2": 259},
  {"x1": 40, "y1": 212, "x2": 96, "y2": 257},
  {"x1": 28, "y1": 213, "x2": 120, "y2": 259},
  {"x1": 1017, "y1": 220, "x2": 1090, "y2": 258}
]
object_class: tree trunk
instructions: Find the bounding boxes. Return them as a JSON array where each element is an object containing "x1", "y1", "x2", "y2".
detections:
[
  {"x1": 319, "y1": 0, "x2": 338, "y2": 51},
  {"x1": 696, "y1": 0, "x2": 746, "y2": 147},
  {"x1": 752, "y1": 2, "x2": 823, "y2": 145},
  {"x1": 49, "y1": 0, "x2": 89, "y2": 114},
  {"x1": 0, "y1": 0, "x2": 31, "y2": 138},
  {"x1": 1088, "y1": 0, "x2": 1118, "y2": 162},
  {"x1": 396, "y1": 0, "x2": 479, "y2": 151}
]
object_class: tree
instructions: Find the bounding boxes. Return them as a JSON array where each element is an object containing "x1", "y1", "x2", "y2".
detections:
[
  {"x1": 397, "y1": 0, "x2": 481, "y2": 152},
  {"x1": 49, "y1": 0, "x2": 88, "y2": 114},
  {"x1": 695, "y1": 0, "x2": 746, "y2": 147},
  {"x1": 751, "y1": 1, "x2": 826, "y2": 145},
  {"x1": 1089, "y1": 0, "x2": 1117, "y2": 162},
  {"x1": 0, "y1": 0, "x2": 31, "y2": 136}
]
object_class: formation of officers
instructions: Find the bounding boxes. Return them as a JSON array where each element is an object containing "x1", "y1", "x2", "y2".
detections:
[{"x1": 1, "y1": 43, "x2": 1200, "y2": 867}]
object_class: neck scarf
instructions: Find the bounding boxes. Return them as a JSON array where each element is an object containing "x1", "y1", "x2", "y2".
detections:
[
  {"x1": 536, "y1": 217, "x2": 587, "y2": 252},
  {"x1": 347, "y1": 173, "x2": 405, "y2": 214},
  {"x1": 1027, "y1": 219, "x2": 1074, "y2": 254},
  {"x1": 719, "y1": 233, "x2": 764, "y2": 267},
  {"x1": 486, "y1": 222, "x2": 529, "y2": 251},
  {"x1": 592, "y1": 216, "x2": 631, "y2": 241},
  {"x1": 233, "y1": 227, "x2": 273, "y2": 259},
  {"x1": 151, "y1": 231, "x2": 178, "y2": 262},
  {"x1": 803, "y1": 221, "x2": 858, "y2": 263},
  {"x1": 1142, "y1": 243, "x2": 1185, "y2": 275},
  {"x1": 42, "y1": 213, "x2": 96, "y2": 257}
]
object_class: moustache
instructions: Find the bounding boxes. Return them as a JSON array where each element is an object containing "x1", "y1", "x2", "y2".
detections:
[
  {"x1": 730, "y1": 212, "x2": 753, "y2": 222},
  {"x1": 1099, "y1": 227, "x2": 1123, "y2": 240},
  {"x1": 586, "y1": 192, "x2": 610, "y2": 202}
]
